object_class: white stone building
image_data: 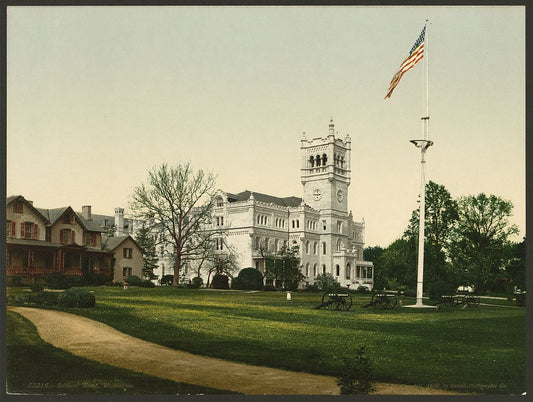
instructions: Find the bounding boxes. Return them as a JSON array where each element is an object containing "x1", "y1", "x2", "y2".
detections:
[{"x1": 186, "y1": 120, "x2": 374, "y2": 289}]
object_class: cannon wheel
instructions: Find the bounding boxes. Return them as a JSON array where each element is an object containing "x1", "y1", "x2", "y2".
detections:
[
  {"x1": 336, "y1": 294, "x2": 353, "y2": 311},
  {"x1": 386, "y1": 295, "x2": 398, "y2": 309},
  {"x1": 464, "y1": 295, "x2": 480, "y2": 308},
  {"x1": 371, "y1": 293, "x2": 386, "y2": 309},
  {"x1": 322, "y1": 292, "x2": 335, "y2": 310}
]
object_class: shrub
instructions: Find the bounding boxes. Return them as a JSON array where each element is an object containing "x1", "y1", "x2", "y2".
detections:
[
  {"x1": 57, "y1": 288, "x2": 95, "y2": 308},
  {"x1": 403, "y1": 288, "x2": 417, "y2": 298},
  {"x1": 30, "y1": 283, "x2": 45, "y2": 292},
  {"x1": 303, "y1": 283, "x2": 319, "y2": 292},
  {"x1": 429, "y1": 280, "x2": 455, "y2": 301},
  {"x1": 232, "y1": 268, "x2": 264, "y2": 290},
  {"x1": 45, "y1": 273, "x2": 83, "y2": 289},
  {"x1": 263, "y1": 284, "x2": 277, "y2": 291},
  {"x1": 138, "y1": 280, "x2": 156, "y2": 288},
  {"x1": 315, "y1": 273, "x2": 340, "y2": 292},
  {"x1": 336, "y1": 346, "x2": 375, "y2": 395},
  {"x1": 515, "y1": 292, "x2": 526, "y2": 307},
  {"x1": 160, "y1": 274, "x2": 174, "y2": 286},
  {"x1": 189, "y1": 276, "x2": 203, "y2": 289},
  {"x1": 27, "y1": 292, "x2": 58, "y2": 306},
  {"x1": 355, "y1": 285, "x2": 369, "y2": 294},
  {"x1": 126, "y1": 275, "x2": 142, "y2": 286},
  {"x1": 45, "y1": 272, "x2": 70, "y2": 289},
  {"x1": 10, "y1": 276, "x2": 24, "y2": 287},
  {"x1": 211, "y1": 274, "x2": 229, "y2": 289}
]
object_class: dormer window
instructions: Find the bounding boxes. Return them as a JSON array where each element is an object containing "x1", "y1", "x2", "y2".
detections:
[
  {"x1": 216, "y1": 197, "x2": 224, "y2": 207},
  {"x1": 13, "y1": 201, "x2": 23, "y2": 213}
]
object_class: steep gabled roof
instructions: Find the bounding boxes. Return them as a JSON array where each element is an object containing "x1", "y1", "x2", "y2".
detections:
[
  {"x1": 7, "y1": 195, "x2": 50, "y2": 224},
  {"x1": 226, "y1": 190, "x2": 302, "y2": 208},
  {"x1": 102, "y1": 235, "x2": 145, "y2": 254}
]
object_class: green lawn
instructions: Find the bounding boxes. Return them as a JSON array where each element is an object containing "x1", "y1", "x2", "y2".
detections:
[
  {"x1": 6, "y1": 310, "x2": 237, "y2": 395},
  {"x1": 7, "y1": 286, "x2": 526, "y2": 394}
]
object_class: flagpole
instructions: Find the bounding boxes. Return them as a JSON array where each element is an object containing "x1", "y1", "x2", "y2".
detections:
[{"x1": 409, "y1": 20, "x2": 434, "y2": 308}]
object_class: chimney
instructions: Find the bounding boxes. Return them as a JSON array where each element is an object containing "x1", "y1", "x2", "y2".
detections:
[
  {"x1": 115, "y1": 207, "x2": 125, "y2": 236},
  {"x1": 82, "y1": 205, "x2": 92, "y2": 221}
]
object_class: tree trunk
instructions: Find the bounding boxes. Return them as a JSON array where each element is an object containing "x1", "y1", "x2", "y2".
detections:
[{"x1": 173, "y1": 255, "x2": 180, "y2": 286}]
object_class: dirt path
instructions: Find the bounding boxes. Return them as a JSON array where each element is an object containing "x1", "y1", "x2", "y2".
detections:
[{"x1": 9, "y1": 307, "x2": 465, "y2": 395}]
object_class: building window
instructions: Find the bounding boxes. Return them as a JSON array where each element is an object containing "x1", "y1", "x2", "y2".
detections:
[
  {"x1": 322, "y1": 264, "x2": 326, "y2": 274},
  {"x1": 216, "y1": 197, "x2": 224, "y2": 207},
  {"x1": 274, "y1": 239, "x2": 279, "y2": 252},
  {"x1": 336, "y1": 265, "x2": 340, "y2": 277},
  {"x1": 346, "y1": 263, "x2": 351, "y2": 279},
  {"x1": 322, "y1": 242, "x2": 327, "y2": 255},
  {"x1": 123, "y1": 248, "x2": 133, "y2": 259},
  {"x1": 305, "y1": 240, "x2": 310, "y2": 254},
  {"x1": 322, "y1": 220, "x2": 327, "y2": 230},
  {"x1": 313, "y1": 242, "x2": 318, "y2": 255},
  {"x1": 13, "y1": 201, "x2": 23, "y2": 213},
  {"x1": 336, "y1": 239, "x2": 343, "y2": 251},
  {"x1": 305, "y1": 263, "x2": 310, "y2": 277},
  {"x1": 254, "y1": 237, "x2": 260, "y2": 250},
  {"x1": 123, "y1": 267, "x2": 132, "y2": 277},
  {"x1": 313, "y1": 264, "x2": 317, "y2": 276},
  {"x1": 337, "y1": 221, "x2": 343, "y2": 233},
  {"x1": 60, "y1": 229, "x2": 72, "y2": 244},
  {"x1": 7, "y1": 221, "x2": 16, "y2": 237}
]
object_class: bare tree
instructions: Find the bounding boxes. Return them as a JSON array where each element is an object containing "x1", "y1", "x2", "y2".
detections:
[{"x1": 130, "y1": 163, "x2": 218, "y2": 285}]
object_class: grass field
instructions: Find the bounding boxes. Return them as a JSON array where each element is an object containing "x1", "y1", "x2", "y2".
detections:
[{"x1": 7, "y1": 286, "x2": 526, "y2": 394}]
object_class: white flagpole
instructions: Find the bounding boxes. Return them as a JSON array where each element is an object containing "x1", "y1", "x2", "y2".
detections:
[{"x1": 410, "y1": 20, "x2": 434, "y2": 308}]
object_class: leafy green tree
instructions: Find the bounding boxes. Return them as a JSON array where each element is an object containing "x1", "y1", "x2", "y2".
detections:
[
  {"x1": 378, "y1": 238, "x2": 417, "y2": 289},
  {"x1": 135, "y1": 224, "x2": 159, "y2": 280},
  {"x1": 264, "y1": 246, "x2": 303, "y2": 290},
  {"x1": 404, "y1": 181, "x2": 458, "y2": 282},
  {"x1": 449, "y1": 193, "x2": 519, "y2": 293},
  {"x1": 130, "y1": 163, "x2": 218, "y2": 285},
  {"x1": 503, "y1": 237, "x2": 526, "y2": 293},
  {"x1": 405, "y1": 181, "x2": 459, "y2": 249}
]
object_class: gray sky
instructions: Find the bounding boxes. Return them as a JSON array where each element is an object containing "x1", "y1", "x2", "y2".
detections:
[{"x1": 7, "y1": 6, "x2": 525, "y2": 247}]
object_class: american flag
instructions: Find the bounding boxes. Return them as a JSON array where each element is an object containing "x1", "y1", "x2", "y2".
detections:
[{"x1": 385, "y1": 26, "x2": 426, "y2": 99}]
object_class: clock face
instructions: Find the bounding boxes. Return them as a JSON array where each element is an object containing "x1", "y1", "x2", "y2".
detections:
[
  {"x1": 313, "y1": 189, "x2": 322, "y2": 201},
  {"x1": 336, "y1": 189, "x2": 344, "y2": 202}
]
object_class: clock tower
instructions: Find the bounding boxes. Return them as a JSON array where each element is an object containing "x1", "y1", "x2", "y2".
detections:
[{"x1": 301, "y1": 119, "x2": 351, "y2": 213}]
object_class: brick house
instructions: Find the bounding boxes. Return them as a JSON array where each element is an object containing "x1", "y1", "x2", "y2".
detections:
[{"x1": 6, "y1": 195, "x2": 143, "y2": 282}]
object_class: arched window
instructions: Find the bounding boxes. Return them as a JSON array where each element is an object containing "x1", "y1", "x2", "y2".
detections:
[
  {"x1": 322, "y1": 153, "x2": 328, "y2": 165},
  {"x1": 336, "y1": 239, "x2": 343, "y2": 251},
  {"x1": 265, "y1": 238, "x2": 270, "y2": 251},
  {"x1": 255, "y1": 237, "x2": 260, "y2": 250},
  {"x1": 305, "y1": 240, "x2": 310, "y2": 254},
  {"x1": 305, "y1": 263, "x2": 310, "y2": 277},
  {"x1": 274, "y1": 239, "x2": 279, "y2": 251},
  {"x1": 313, "y1": 242, "x2": 318, "y2": 255},
  {"x1": 309, "y1": 155, "x2": 315, "y2": 167},
  {"x1": 322, "y1": 242, "x2": 327, "y2": 255},
  {"x1": 346, "y1": 263, "x2": 351, "y2": 279},
  {"x1": 313, "y1": 264, "x2": 317, "y2": 276},
  {"x1": 216, "y1": 197, "x2": 224, "y2": 207},
  {"x1": 336, "y1": 265, "x2": 340, "y2": 276},
  {"x1": 322, "y1": 264, "x2": 326, "y2": 275},
  {"x1": 315, "y1": 154, "x2": 321, "y2": 166}
]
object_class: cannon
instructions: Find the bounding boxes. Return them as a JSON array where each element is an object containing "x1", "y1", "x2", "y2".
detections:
[
  {"x1": 315, "y1": 292, "x2": 353, "y2": 311},
  {"x1": 362, "y1": 292, "x2": 398, "y2": 309},
  {"x1": 439, "y1": 294, "x2": 480, "y2": 308}
]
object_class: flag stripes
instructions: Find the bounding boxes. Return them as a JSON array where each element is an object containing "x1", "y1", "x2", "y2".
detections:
[{"x1": 385, "y1": 26, "x2": 426, "y2": 99}]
